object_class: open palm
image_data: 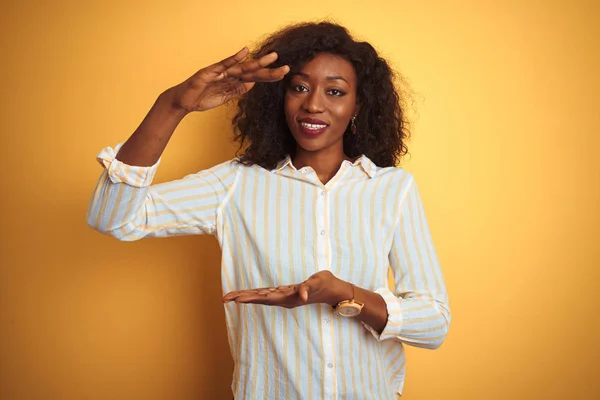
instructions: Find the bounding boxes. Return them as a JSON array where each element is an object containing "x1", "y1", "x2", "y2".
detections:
[{"x1": 171, "y1": 47, "x2": 290, "y2": 113}]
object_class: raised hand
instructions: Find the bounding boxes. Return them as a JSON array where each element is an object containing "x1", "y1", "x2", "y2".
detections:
[
  {"x1": 222, "y1": 270, "x2": 353, "y2": 309},
  {"x1": 168, "y1": 47, "x2": 290, "y2": 113}
]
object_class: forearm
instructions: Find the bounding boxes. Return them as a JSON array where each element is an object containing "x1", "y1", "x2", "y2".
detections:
[
  {"x1": 332, "y1": 281, "x2": 449, "y2": 347},
  {"x1": 116, "y1": 88, "x2": 188, "y2": 167},
  {"x1": 354, "y1": 286, "x2": 388, "y2": 334},
  {"x1": 330, "y1": 280, "x2": 388, "y2": 334}
]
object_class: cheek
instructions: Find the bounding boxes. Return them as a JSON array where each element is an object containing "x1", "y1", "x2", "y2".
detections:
[{"x1": 330, "y1": 100, "x2": 355, "y2": 122}]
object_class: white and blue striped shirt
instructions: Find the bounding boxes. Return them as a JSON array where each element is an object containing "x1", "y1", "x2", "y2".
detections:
[{"x1": 87, "y1": 143, "x2": 450, "y2": 399}]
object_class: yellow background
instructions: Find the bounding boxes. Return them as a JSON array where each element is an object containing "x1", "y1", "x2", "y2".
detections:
[{"x1": 1, "y1": 0, "x2": 598, "y2": 399}]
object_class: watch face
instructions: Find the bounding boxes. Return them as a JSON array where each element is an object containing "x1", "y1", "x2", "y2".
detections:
[{"x1": 338, "y1": 305, "x2": 360, "y2": 317}]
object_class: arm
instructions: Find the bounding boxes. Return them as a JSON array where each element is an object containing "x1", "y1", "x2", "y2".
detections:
[
  {"x1": 85, "y1": 88, "x2": 237, "y2": 240},
  {"x1": 86, "y1": 49, "x2": 290, "y2": 240},
  {"x1": 114, "y1": 89, "x2": 186, "y2": 167},
  {"x1": 363, "y1": 175, "x2": 451, "y2": 349},
  {"x1": 86, "y1": 141, "x2": 238, "y2": 240}
]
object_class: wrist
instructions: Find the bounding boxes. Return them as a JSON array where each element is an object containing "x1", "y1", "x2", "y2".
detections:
[
  {"x1": 328, "y1": 279, "x2": 354, "y2": 306},
  {"x1": 158, "y1": 88, "x2": 189, "y2": 120}
]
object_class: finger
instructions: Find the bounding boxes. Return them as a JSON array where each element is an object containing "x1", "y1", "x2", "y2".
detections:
[
  {"x1": 224, "y1": 51, "x2": 278, "y2": 78},
  {"x1": 238, "y1": 52, "x2": 279, "y2": 73},
  {"x1": 229, "y1": 65, "x2": 289, "y2": 83},
  {"x1": 209, "y1": 47, "x2": 250, "y2": 76},
  {"x1": 236, "y1": 286, "x2": 295, "y2": 306},
  {"x1": 299, "y1": 283, "x2": 309, "y2": 303},
  {"x1": 276, "y1": 285, "x2": 295, "y2": 291},
  {"x1": 224, "y1": 284, "x2": 279, "y2": 302},
  {"x1": 223, "y1": 289, "x2": 256, "y2": 302},
  {"x1": 223, "y1": 290, "x2": 242, "y2": 302},
  {"x1": 235, "y1": 292, "x2": 279, "y2": 305},
  {"x1": 224, "y1": 51, "x2": 289, "y2": 82}
]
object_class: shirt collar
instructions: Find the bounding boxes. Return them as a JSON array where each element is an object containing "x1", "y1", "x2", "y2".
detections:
[
  {"x1": 274, "y1": 154, "x2": 377, "y2": 178},
  {"x1": 274, "y1": 155, "x2": 293, "y2": 172}
]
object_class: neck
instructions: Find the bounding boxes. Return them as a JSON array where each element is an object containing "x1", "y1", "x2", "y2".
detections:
[{"x1": 292, "y1": 145, "x2": 351, "y2": 184}]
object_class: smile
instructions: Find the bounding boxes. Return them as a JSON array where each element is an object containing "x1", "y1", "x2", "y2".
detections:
[
  {"x1": 297, "y1": 120, "x2": 329, "y2": 137},
  {"x1": 300, "y1": 122, "x2": 328, "y2": 130}
]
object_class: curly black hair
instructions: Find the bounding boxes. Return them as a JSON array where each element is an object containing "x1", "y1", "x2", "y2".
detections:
[{"x1": 232, "y1": 21, "x2": 410, "y2": 169}]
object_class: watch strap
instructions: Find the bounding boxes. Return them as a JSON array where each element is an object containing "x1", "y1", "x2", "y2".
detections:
[{"x1": 332, "y1": 283, "x2": 365, "y2": 315}]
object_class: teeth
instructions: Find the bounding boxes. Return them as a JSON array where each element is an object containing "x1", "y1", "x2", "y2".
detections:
[{"x1": 300, "y1": 122, "x2": 327, "y2": 130}]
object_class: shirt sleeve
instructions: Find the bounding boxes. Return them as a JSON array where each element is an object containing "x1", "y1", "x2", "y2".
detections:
[
  {"x1": 365, "y1": 175, "x2": 451, "y2": 349},
  {"x1": 86, "y1": 143, "x2": 239, "y2": 241}
]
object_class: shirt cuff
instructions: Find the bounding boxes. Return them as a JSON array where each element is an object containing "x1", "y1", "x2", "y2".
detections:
[
  {"x1": 363, "y1": 287, "x2": 403, "y2": 341},
  {"x1": 96, "y1": 143, "x2": 161, "y2": 187}
]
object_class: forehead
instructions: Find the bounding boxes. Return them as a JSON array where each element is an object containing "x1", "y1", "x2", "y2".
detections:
[{"x1": 296, "y1": 53, "x2": 357, "y2": 82}]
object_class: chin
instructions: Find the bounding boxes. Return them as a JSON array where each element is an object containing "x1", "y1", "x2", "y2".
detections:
[
  {"x1": 295, "y1": 140, "x2": 325, "y2": 152},
  {"x1": 292, "y1": 135, "x2": 330, "y2": 153}
]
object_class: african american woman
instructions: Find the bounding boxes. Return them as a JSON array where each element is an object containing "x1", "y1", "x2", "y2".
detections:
[{"x1": 87, "y1": 21, "x2": 451, "y2": 400}]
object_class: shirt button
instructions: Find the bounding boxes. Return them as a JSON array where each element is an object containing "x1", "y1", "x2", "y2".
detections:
[
  {"x1": 320, "y1": 190, "x2": 326, "y2": 196},
  {"x1": 320, "y1": 229, "x2": 325, "y2": 235},
  {"x1": 324, "y1": 317, "x2": 330, "y2": 323},
  {"x1": 327, "y1": 363, "x2": 333, "y2": 369}
]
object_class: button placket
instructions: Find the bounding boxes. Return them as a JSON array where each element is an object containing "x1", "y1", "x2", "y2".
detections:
[
  {"x1": 315, "y1": 186, "x2": 328, "y2": 271},
  {"x1": 319, "y1": 188, "x2": 336, "y2": 400},
  {"x1": 322, "y1": 316, "x2": 335, "y2": 399}
]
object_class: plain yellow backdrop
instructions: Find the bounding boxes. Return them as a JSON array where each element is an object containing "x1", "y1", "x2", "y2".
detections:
[{"x1": 1, "y1": 0, "x2": 599, "y2": 399}]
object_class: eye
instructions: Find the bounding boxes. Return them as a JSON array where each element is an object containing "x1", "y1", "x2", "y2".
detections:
[
  {"x1": 328, "y1": 89, "x2": 346, "y2": 96},
  {"x1": 293, "y1": 84, "x2": 308, "y2": 92}
]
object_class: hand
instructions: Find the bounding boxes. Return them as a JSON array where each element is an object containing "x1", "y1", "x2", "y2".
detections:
[
  {"x1": 222, "y1": 270, "x2": 353, "y2": 309},
  {"x1": 166, "y1": 47, "x2": 289, "y2": 114}
]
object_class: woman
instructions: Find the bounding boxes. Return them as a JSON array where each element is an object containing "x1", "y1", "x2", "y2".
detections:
[{"x1": 87, "y1": 21, "x2": 450, "y2": 400}]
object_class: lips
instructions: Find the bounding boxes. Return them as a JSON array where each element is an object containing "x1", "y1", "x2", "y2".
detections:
[
  {"x1": 299, "y1": 117, "x2": 328, "y2": 125},
  {"x1": 298, "y1": 117, "x2": 329, "y2": 136}
]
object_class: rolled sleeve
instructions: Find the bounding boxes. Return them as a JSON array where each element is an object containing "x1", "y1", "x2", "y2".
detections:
[
  {"x1": 97, "y1": 143, "x2": 160, "y2": 187},
  {"x1": 87, "y1": 142, "x2": 240, "y2": 240},
  {"x1": 363, "y1": 287, "x2": 403, "y2": 341}
]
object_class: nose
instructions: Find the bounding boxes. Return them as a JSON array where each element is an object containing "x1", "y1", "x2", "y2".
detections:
[{"x1": 303, "y1": 91, "x2": 325, "y2": 113}]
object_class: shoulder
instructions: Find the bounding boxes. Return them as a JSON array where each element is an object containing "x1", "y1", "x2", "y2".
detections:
[
  {"x1": 179, "y1": 159, "x2": 245, "y2": 189},
  {"x1": 205, "y1": 158, "x2": 276, "y2": 185},
  {"x1": 203, "y1": 158, "x2": 256, "y2": 177},
  {"x1": 374, "y1": 165, "x2": 415, "y2": 188}
]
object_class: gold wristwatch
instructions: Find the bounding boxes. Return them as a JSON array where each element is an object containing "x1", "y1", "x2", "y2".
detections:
[{"x1": 332, "y1": 283, "x2": 365, "y2": 317}]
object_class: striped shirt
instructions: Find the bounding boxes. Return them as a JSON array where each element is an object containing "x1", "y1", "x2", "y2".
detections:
[{"x1": 87, "y1": 143, "x2": 451, "y2": 399}]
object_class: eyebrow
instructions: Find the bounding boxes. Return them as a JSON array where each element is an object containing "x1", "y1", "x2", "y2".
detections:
[{"x1": 293, "y1": 72, "x2": 349, "y2": 84}]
